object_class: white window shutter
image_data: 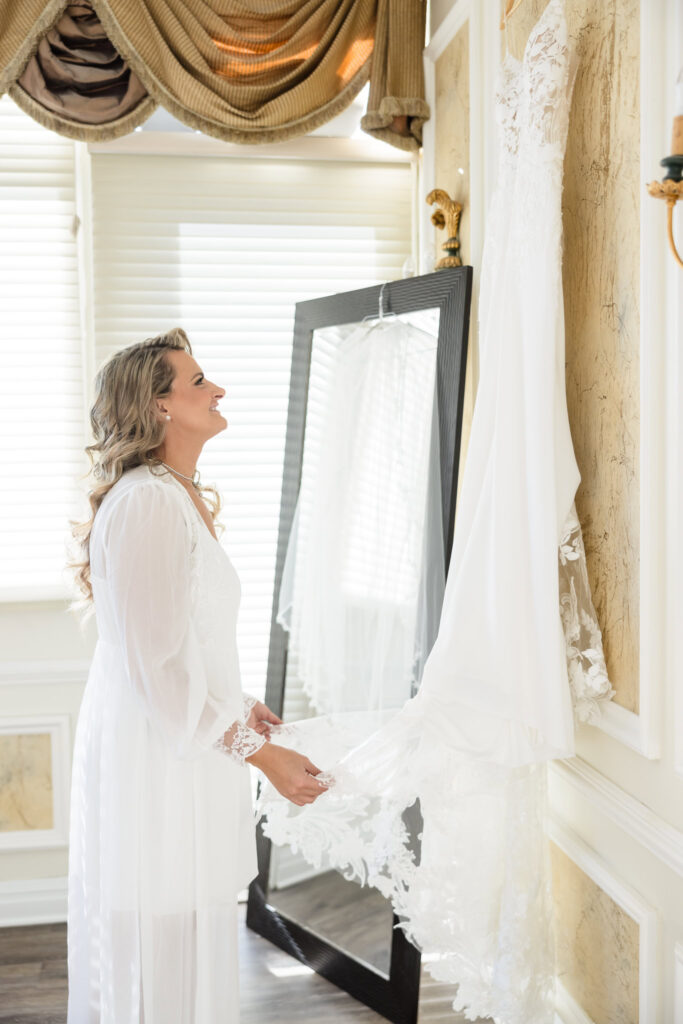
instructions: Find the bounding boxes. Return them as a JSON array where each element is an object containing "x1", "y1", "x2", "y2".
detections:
[
  {"x1": 91, "y1": 154, "x2": 413, "y2": 699},
  {"x1": 0, "y1": 96, "x2": 413, "y2": 700},
  {"x1": 0, "y1": 96, "x2": 85, "y2": 600}
]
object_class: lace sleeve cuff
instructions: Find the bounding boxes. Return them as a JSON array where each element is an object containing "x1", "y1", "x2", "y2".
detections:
[
  {"x1": 242, "y1": 693, "x2": 258, "y2": 720},
  {"x1": 213, "y1": 719, "x2": 266, "y2": 767}
]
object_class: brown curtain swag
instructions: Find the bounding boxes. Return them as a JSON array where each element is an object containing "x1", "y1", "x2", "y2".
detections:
[{"x1": 0, "y1": 0, "x2": 429, "y2": 149}]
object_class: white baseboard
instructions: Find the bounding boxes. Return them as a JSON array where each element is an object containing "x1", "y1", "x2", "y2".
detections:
[{"x1": 0, "y1": 876, "x2": 67, "y2": 927}]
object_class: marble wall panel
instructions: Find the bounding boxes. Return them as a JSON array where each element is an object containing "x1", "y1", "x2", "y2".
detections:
[
  {"x1": 0, "y1": 733, "x2": 54, "y2": 832},
  {"x1": 504, "y1": 0, "x2": 641, "y2": 712},
  {"x1": 551, "y1": 841, "x2": 640, "y2": 1024}
]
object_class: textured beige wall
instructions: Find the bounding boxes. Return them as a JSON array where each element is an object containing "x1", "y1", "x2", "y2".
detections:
[
  {"x1": 434, "y1": 25, "x2": 476, "y2": 501},
  {"x1": 551, "y1": 842, "x2": 639, "y2": 1024},
  {"x1": 0, "y1": 733, "x2": 53, "y2": 832},
  {"x1": 565, "y1": 0, "x2": 640, "y2": 715},
  {"x1": 505, "y1": 0, "x2": 641, "y2": 715}
]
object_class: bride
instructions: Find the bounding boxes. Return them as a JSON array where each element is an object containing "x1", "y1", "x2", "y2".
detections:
[{"x1": 66, "y1": 326, "x2": 326, "y2": 1024}]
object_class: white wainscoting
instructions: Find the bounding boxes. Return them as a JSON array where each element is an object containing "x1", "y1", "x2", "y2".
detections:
[
  {"x1": 548, "y1": 818, "x2": 659, "y2": 1023},
  {"x1": 0, "y1": 660, "x2": 90, "y2": 687},
  {"x1": 0, "y1": 876, "x2": 68, "y2": 927},
  {"x1": 674, "y1": 942, "x2": 683, "y2": 1023},
  {"x1": 551, "y1": 757, "x2": 683, "y2": 878}
]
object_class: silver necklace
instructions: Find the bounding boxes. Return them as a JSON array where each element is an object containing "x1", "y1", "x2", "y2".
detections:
[{"x1": 160, "y1": 460, "x2": 200, "y2": 488}]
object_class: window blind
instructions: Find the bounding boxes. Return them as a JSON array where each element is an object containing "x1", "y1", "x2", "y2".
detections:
[
  {"x1": 0, "y1": 96, "x2": 84, "y2": 600},
  {"x1": 91, "y1": 153, "x2": 413, "y2": 699}
]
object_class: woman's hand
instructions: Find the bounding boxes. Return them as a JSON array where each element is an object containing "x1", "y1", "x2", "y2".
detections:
[
  {"x1": 245, "y1": 699, "x2": 282, "y2": 741},
  {"x1": 246, "y1": 743, "x2": 328, "y2": 806}
]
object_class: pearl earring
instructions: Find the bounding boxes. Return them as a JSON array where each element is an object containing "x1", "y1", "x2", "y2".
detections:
[{"x1": 165, "y1": 414, "x2": 171, "y2": 421}]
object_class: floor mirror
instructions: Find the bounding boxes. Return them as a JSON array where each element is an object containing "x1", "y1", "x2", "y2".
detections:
[{"x1": 246, "y1": 267, "x2": 473, "y2": 1024}]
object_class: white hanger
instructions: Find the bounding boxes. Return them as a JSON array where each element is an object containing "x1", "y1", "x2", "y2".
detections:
[
  {"x1": 339, "y1": 281, "x2": 438, "y2": 356},
  {"x1": 360, "y1": 281, "x2": 399, "y2": 326}
]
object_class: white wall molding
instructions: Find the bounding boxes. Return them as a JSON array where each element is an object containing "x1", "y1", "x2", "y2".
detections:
[
  {"x1": 674, "y1": 942, "x2": 683, "y2": 1022},
  {"x1": 0, "y1": 659, "x2": 90, "y2": 686},
  {"x1": 425, "y1": 0, "x2": 471, "y2": 63},
  {"x1": 665, "y1": 0, "x2": 683, "y2": 781},
  {"x1": 548, "y1": 818, "x2": 659, "y2": 1024},
  {"x1": 0, "y1": 876, "x2": 68, "y2": 927},
  {"x1": 621, "y1": 0, "x2": 667, "y2": 763},
  {"x1": 74, "y1": 140, "x2": 97, "y2": 443},
  {"x1": 0, "y1": 715, "x2": 71, "y2": 851},
  {"x1": 420, "y1": 36, "x2": 437, "y2": 273},
  {"x1": 551, "y1": 757, "x2": 683, "y2": 879},
  {"x1": 466, "y1": 0, "x2": 483, "y2": 277},
  {"x1": 591, "y1": 699, "x2": 659, "y2": 759},
  {"x1": 555, "y1": 980, "x2": 595, "y2": 1024},
  {"x1": 421, "y1": 0, "x2": 485, "y2": 396},
  {"x1": 0, "y1": 585, "x2": 75, "y2": 603}
]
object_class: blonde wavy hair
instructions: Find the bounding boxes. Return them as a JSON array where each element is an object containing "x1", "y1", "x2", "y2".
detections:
[{"x1": 67, "y1": 327, "x2": 223, "y2": 622}]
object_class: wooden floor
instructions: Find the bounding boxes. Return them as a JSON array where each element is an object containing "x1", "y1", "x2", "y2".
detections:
[
  {"x1": 0, "y1": 906, "x2": 490, "y2": 1023},
  {"x1": 269, "y1": 869, "x2": 395, "y2": 975}
]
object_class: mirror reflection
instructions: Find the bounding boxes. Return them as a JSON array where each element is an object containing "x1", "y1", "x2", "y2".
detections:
[{"x1": 266, "y1": 307, "x2": 443, "y2": 974}]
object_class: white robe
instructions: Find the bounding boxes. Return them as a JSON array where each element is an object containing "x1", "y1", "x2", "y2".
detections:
[{"x1": 67, "y1": 463, "x2": 258, "y2": 1024}]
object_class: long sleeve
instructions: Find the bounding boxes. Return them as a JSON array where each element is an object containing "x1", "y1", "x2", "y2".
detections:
[
  {"x1": 105, "y1": 480, "x2": 243, "y2": 760},
  {"x1": 212, "y1": 693, "x2": 266, "y2": 766}
]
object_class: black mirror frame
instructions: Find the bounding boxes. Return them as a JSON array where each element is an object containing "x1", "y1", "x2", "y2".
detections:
[{"x1": 246, "y1": 266, "x2": 473, "y2": 1024}]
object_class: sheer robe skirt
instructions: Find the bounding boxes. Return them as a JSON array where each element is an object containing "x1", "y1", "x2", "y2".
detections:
[
  {"x1": 67, "y1": 900, "x2": 241, "y2": 1023},
  {"x1": 67, "y1": 643, "x2": 254, "y2": 1024}
]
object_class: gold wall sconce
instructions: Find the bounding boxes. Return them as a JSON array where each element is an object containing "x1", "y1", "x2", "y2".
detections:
[
  {"x1": 426, "y1": 188, "x2": 463, "y2": 269},
  {"x1": 647, "y1": 68, "x2": 683, "y2": 269}
]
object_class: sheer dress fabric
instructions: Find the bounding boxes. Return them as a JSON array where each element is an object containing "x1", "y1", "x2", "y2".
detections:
[
  {"x1": 258, "y1": 3, "x2": 613, "y2": 1022},
  {"x1": 277, "y1": 317, "x2": 445, "y2": 717},
  {"x1": 67, "y1": 463, "x2": 264, "y2": 1024}
]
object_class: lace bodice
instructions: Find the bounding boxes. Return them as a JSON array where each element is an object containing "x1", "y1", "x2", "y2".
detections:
[
  {"x1": 496, "y1": 54, "x2": 524, "y2": 171},
  {"x1": 496, "y1": 0, "x2": 574, "y2": 170}
]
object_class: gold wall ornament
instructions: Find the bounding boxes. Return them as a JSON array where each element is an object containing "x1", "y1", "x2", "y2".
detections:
[
  {"x1": 647, "y1": 175, "x2": 683, "y2": 269},
  {"x1": 647, "y1": 69, "x2": 683, "y2": 270},
  {"x1": 426, "y1": 188, "x2": 463, "y2": 269}
]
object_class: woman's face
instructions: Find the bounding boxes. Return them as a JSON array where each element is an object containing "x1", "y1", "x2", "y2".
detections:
[{"x1": 157, "y1": 349, "x2": 227, "y2": 440}]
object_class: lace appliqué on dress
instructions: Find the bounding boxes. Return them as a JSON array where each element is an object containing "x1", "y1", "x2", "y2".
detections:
[
  {"x1": 559, "y1": 503, "x2": 615, "y2": 722},
  {"x1": 258, "y1": 5, "x2": 616, "y2": 1024},
  {"x1": 256, "y1": 716, "x2": 555, "y2": 1024},
  {"x1": 212, "y1": 694, "x2": 266, "y2": 766}
]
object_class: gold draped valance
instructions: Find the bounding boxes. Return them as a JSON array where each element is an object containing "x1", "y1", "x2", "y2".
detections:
[{"x1": 0, "y1": 0, "x2": 428, "y2": 149}]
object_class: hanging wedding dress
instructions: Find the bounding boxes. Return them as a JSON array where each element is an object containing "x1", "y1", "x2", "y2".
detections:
[{"x1": 258, "y1": 2, "x2": 613, "y2": 1021}]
